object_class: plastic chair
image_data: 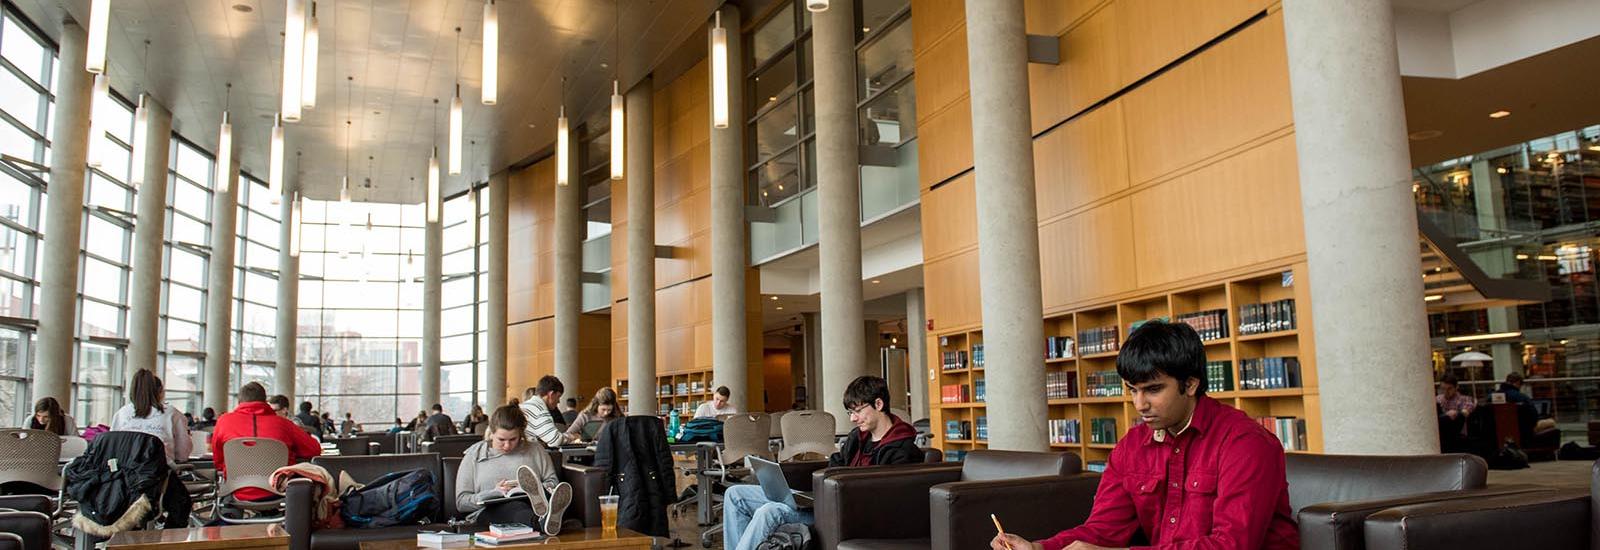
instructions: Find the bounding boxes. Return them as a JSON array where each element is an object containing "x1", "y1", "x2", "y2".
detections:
[
  {"x1": 57, "y1": 436, "x2": 88, "y2": 463},
  {"x1": 779, "y1": 410, "x2": 837, "y2": 461},
  {"x1": 0, "y1": 429, "x2": 63, "y2": 495},
  {"x1": 699, "y1": 414, "x2": 774, "y2": 548},
  {"x1": 331, "y1": 436, "x2": 373, "y2": 456},
  {"x1": 215, "y1": 438, "x2": 288, "y2": 524}
]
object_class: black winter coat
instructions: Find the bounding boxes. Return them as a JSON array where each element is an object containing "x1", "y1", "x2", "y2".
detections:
[
  {"x1": 593, "y1": 416, "x2": 676, "y2": 537},
  {"x1": 64, "y1": 431, "x2": 171, "y2": 528}
]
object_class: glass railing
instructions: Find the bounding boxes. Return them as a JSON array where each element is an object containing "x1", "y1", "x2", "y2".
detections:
[
  {"x1": 581, "y1": 234, "x2": 611, "y2": 312},
  {"x1": 749, "y1": 142, "x2": 918, "y2": 265}
]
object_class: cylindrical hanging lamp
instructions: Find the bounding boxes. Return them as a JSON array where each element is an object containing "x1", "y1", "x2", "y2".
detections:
[
  {"x1": 449, "y1": 87, "x2": 463, "y2": 175},
  {"x1": 86, "y1": 0, "x2": 110, "y2": 73},
  {"x1": 87, "y1": 73, "x2": 109, "y2": 168},
  {"x1": 611, "y1": 81, "x2": 624, "y2": 180},
  {"x1": 130, "y1": 95, "x2": 149, "y2": 189},
  {"x1": 710, "y1": 12, "x2": 729, "y2": 129},
  {"x1": 428, "y1": 149, "x2": 441, "y2": 223},
  {"x1": 282, "y1": 0, "x2": 306, "y2": 121},
  {"x1": 269, "y1": 116, "x2": 285, "y2": 203},
  {"x1": 482, "y1": 1, "x2": 498, "y2": 105},
  {"x1": 216, "y1": 111, "x2": 233, "y2": 193},
  {"x1": 301, "y1": 2, "x2": 320, "y2": 110},
  {"x1": 289, "y1": 193, "x2": 303, "y2": 258},
  {"x1": 556, "y1": 106, "x2": 569, "y2": 186}
]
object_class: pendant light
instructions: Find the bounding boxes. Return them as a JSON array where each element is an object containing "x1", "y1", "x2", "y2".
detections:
[
  {"x1": 710, "y1": 11, "x2": 729, "y2": 129},
  {"x1": 87, "y1": 73, "x2": 109, "y2": 168},
  {"x1": 428, "y1": 148, "x2": 441, "y2": 223},
  {"x1": 482, "y1": 0, "x2": 498, "y2": 105},
  {"x1": 216, "y1": 83, "x2": 233, "y2": 193},
  {"x1": 806, "y1": 0, "x2": 829, "y2": 12},
  {"x1": 301, "y1": 1, "x2": 319, "y2": 110},
  {"x1": 556, "y1": 105, "x2": 569, "y2": 186},
  {"x1": 85, "y1": 0, "x2": 110, "y2": 73},
  {"x1": 289, "y1": 192, "x2": 302, "y2": 258},
  {"x1": 282, "y1": 0, "x2": 306, "y2": 121},
  {"x1": 449, "y1": 27, "x2": 464, "y2": 175},
  {"x1": 130, "y1": 94, "x2": 149, "y2": 189},
  {"x1": 610, "y1": 2, "x2": 624, "y2": 180},
  {"x1": 269, "y1": 115, "x2": 285, "y2": 203}
]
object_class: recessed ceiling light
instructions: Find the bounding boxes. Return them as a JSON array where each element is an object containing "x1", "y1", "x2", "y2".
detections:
[
  {"x1": 870, "y1": 279, "x2": 881, "y2": 284},
  {"x1": 769, "y1": 296, "x2": 778, "y2": 301},
  {"x1": 1489, "y1": 110, "x2": 1511, "y2": 119},
  {"x1": 1496, "y1": 167, "x2": 1508, "y2": 174},
  {"x1": 775, "y1": 306, "x2": 784, "y2": 310},
  {"x1": 232, "y1": 4, "x2": 254, "y2": 13}
]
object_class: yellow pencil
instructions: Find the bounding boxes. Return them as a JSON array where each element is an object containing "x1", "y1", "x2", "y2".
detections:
[{"x1": 991, "y1": 514, "x2": 1014, "y2": 550}]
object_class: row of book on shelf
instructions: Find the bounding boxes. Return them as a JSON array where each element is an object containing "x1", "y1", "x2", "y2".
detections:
[
  {"x1": 1239, "y1": 299, "x2": 1297, "y2": 335},
  {"x1": 940, "y1": 359, "x2": 1293, "y2": 403},
  {"x1": 1175, "y1": 308, "x2": 1230, "y2": 341},
  {"x1": 1239, "y1": 356, "x2": 1302, "y2": 390},
  {"x1": 939, "y1": 381, "x2": 987, "y2": 403},
  {"x1": 1046, "y1": 371, "x2": 1078, "y2": 399},
  {"x1": 1078, "y1": 326, "x2": 1120, "y2": 355},
  {"x1": 942, "y1": 350, "x2": 970, "y2": 371},
  {"x1": 1046, "y1": 336, "x2": 1076, "y2": 359},
  {"x1": 656, "y1": 381, "x2": 707, "y2": 397},
  {"x1": 944, "y1": 415, "x2": 1307, "y2": 453},
  {"x1": 1086, "y1": 371, "x2": 1124, "y2": 397},
  {"x1": 944, "y1": 417, "x2": 988, "y2": 441},
  {"x1": 1049, "y1": 418, "x2": 1080, "y2": 444},
  {"x1": 1256, "y1": 416, "x2": 1309, "y2": 451}
]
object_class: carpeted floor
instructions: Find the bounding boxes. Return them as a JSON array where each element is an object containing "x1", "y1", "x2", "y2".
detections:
[{"x1": 1487, "y1": 458, "x2": 1595, "y2": 489}]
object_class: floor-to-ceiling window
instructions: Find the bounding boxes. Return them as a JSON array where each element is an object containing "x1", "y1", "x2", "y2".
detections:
[
  {"x1": 75, "y1": 86, "x2": 137, "y2": 426},
  {"x1": 442, "y1": 188, "x2": 478, "y2": 419},
  {"x1": 160, "y1": 137, "x2": 214, "y2": 416},
  {"x1": 233, "y1": 174, "x2": 279, "y2": 394},
  {"x1": 0, "y1": 7, "x2": 50, "y2": 426}
]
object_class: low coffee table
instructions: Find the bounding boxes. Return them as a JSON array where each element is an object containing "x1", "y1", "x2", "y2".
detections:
[
  {"x1": 357, "y1": 528, "x2": 652, "y2": 550},
  {"x1": 106, "y1": 524, "x2": 288, "y2": 550}
]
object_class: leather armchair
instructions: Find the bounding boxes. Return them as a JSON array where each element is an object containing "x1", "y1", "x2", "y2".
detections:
[
  {"x1": 1356, "y1": 458, "x2": 1597, "y2": 550},
  {"x1": 1289, "y1": 453, "x2": 1545, "y2": 550},
  {"x1": 286, "y1": 453, "x2": 451, "y2": 550},
  {"x1": 815, "y1": 450, "x2": 1083, "y2": 550},
  {"x1": 0, "y1": 495, "x2": 50, "y2": 550}
]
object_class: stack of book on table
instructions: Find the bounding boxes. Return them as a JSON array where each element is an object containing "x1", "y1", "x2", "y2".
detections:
[
  {"x1": 474, "y1": 523, "x2": 546, "y2": 545},
  {"x1": 417, "y1": 530, "x2": 471, "y2": 549}
]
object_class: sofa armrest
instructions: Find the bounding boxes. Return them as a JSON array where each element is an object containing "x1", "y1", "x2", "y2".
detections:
[
  {"x1": 815, "y1": 464, "x2": 965, "y2": 549},
  {"x1": 284, "y1": 478, "x2": 316, "y2": 550},
  {"x1": 562, "y1": 463, "x2": 609, "y2": 527},
  {"x1": 0, "y1": 511, "x2": 50, "y2": 550},
  {"x1": 1297, "y1": 484, "x2": 1548, "y2": 550},
  {"x1": 929, "y1": 474, "x2": 1099, "y2": 550},
  {"x1": 0, "y1": 496, "x2": 52, "y2": 516},
  {"x1": 1363, "y1": 489, "x2": 1590, "y2": 550}
]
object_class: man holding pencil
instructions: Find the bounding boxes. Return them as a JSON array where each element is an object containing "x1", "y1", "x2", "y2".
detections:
[{"x1": 992, "y1": 321, "x2": 1299, "y2": 550}]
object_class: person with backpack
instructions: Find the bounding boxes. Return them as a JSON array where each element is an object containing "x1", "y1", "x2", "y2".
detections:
[
  {"x1": 110, "y1": 369, "x2": 193, "y2": 527},
  {"x1": 454, "y1": 404, "x2": 572, "y2": 535},
  {"x1": 211, "y1": 382, "x2": 323, "y2": 501}
]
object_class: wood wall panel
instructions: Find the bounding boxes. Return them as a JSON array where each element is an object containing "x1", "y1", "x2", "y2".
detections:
[
  {"x1": 610, "y1": 221, "x2": 628, "y2": 302},
  {"x1": 1130, "y1": 135, "x2": 1304, "y2": 288},
  {"x1": 1028, "y1": 4, "x2": 1121, "y2": 132},
  {"x1": 912, "y1": 23, "x2": 969, "y2": 126},
  {"x1": 1121, "y1": 11, "x2": 1292, "y2": 184},
  {"x1": 1025, "y1": 0, "x2": 1105, "y2": 36},
  {"x1": 578, "y1": 314, "x2": 612, "y2": 399},
  {"x1": 1113, "y1": 0, "x2": 1269, "y2": 88},
  {"x1": 916, "y1": 97, "x2": 974, "y2": 189},
  {"x1": 924, "y1": 249, "x2": 981, "y2": 331},
  {"x1": 911, "y1": 0, "x2": 966, "y2": 57},
  {"x1": 610, "y1": 301, "x2": 628, "y2": 382},
  {"x1": 1037, "y1": 199, "x2": 1137, "y2": 310},
  {"x1": 919, "y1": 172, "x2": 977, "y2": 261},
  {"x1": 1033, "y1": 101, "x2": 1130, "y2": 221}
]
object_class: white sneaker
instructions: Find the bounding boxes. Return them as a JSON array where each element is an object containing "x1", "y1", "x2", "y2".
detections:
[
  {"x1": 516, "y1": 465, "x2": 549, "y2": 519},
  {"x1": 542, "y1": 482, "x2": 572, "y2": 536}
]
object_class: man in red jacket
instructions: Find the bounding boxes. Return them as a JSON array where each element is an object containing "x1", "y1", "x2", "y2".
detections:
[{"x1": 211, "y1": 382, "x2": 323, "y2": 501}]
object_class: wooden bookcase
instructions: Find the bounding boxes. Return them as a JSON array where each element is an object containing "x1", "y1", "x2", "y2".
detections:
[
  {"x1": 615, "y1": 369, "x2": 715, "y2": 419},
  {"x1": 931, "y1": 263, "x2": 1322, "y2": 464}
]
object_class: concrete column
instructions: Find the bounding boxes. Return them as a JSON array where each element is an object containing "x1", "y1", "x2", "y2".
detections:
[
  {"x1": 33, "y1": 22, "x2": 94, "y2": 408},
  {"x1": 814, "y1": 0, "x2": 869, "y2": 433},
  {"x1": 1467, "y1": 159, "x2": 1522, "y2": 381},
  {"x1": 203, "y1": 157, "x2": 241, "y2": 414},
  {"x1": 422, "y1": 206, "x2": 442, "y2": 408},
  {"x1": 1284, "y1": 0, "x2": 1438, "y2": 454},
  {"x1": 626, "y1": 77, "x2": 659, "y2": 415},
  {"x1": 801, "y1": 312, "x2": 821, "y2": 411},
  {"x1": 275, "y1": 177, "x2": 300, "y2": 401},
  {"x1": 553, "y1": 126, "x2": 582, "y2": 390},
  {"x1": 487, "y1": 173, "x2": 510, "y2": 406},
  {"x1": 710, "y1": 5, "x2": 750, "y2": 411},
  {"x1": 965, "y1": 0, "x2": 1047, "y2": 451},
  {"x1": 126, "y1": 95, "x2": 173, "y2": 382},
  {"x1": 906, "y1": 288, "x2": 929, "y2": 421}
]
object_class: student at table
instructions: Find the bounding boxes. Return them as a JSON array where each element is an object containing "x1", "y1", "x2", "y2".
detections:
[{"x1": 110, "y1": 369, "x2": 193, "y2": 527}]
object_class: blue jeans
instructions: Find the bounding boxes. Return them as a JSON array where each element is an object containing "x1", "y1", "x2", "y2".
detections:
[{"x1": 723, "y1": 484, "x2": 812, "y2": 550}]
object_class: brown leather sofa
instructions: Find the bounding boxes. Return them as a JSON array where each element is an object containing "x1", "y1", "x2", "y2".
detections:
[
  {"x1": 440, "y1": 452, "x2": 609, "y2": 528},
  {"x1": 1288, "y1": 453, "x2": 1552, "y2": 550},
  {"x1": 1357, "y1": 458, "x2": 1597, "y2": 550},
  {"x1": 286, "y1": 453, "x2": 452, "y2": 550},
  {"x1": 813, "y1": 450, "x2": 1087, "y2": 550},
  {"x1": 0, "y1": 495, "x2": 51, "y2": 550}
]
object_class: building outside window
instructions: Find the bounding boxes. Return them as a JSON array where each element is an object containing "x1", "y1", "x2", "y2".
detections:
[{"x1": 0, "y1": 7, "x2": 51, "y2": 426}]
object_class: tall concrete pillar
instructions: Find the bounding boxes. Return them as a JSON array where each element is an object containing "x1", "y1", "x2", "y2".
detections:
[
  {"x1": 1468, "y1": 159, "x2": 1521, "y2": 381},
  {"x1": 487, "y1": 173, "x2": 510, "y2": 406},
  {"x1": 126, "y1": 95, "x2": 173, "y2": 382},
  {"x1": 626, "y1": 77, "x2": 659, "y2": 415},
  {"x1": 553, "y1": 125, "x2": 582, "y2": 390},
  {"x1": 33, "y1": 21, "x2": 94, "y2": 408},
  {"x1": 814, "y1": 0, "x2": 869, "y2": 433},
  {"x1": 1283, "y1": 0, "x2": 1438, "y2": 454},
  {"x1": 965, "y1": 0, "x2": 1047, "y2": 451},
  {"x1": 906, "y1": 288, "x2": 929, "y2": 420},
  {"x1": 422, "y1": 204, "x2": 442, "y2": 408},
  {"x1": 203, "y1": 157, "x2": 241, "y2": 413},
  {"x1": 709, "y1": 5, "x2": 750, "y2": 411},
  {"x1": 801, "y1": 312, "x2": 821, "y2": 411},
  {"x1": 275, "y1": 177, "x2": 300, "y2": 402}
]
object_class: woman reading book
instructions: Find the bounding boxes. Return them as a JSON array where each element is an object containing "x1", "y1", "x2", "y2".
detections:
[{"x1": 454, "y1": 404, "x2": 574, "y2": 535}]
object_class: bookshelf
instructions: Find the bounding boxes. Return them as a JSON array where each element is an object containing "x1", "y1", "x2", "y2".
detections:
[
  {"x1": 930, "y1": 263, "x2": 1323, "y2": 464},
  {"x1": 615, "y1": 369, "x2": 715, "y2": 419}
]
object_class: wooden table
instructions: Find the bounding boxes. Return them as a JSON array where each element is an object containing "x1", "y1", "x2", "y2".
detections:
[
  {"x1": 357, "y1": 528, "x2": 652, "y2": 550},
  {"x1": 106, "y1": 524, "x2": 288, "y2": 550}
]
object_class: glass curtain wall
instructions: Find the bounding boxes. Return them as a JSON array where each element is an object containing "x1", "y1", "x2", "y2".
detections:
[
  {"x1": 0, "y1": 8, "x2": 50, "y2": 426},
  {"x1": 233, "y1": 174, "x2": 279, "y2": 395},
  {"x1": 75, "y1": 85, "x2": 136, "y2": 426},
  {"x1": 161, "y1": 138, "x2": 214, "y2": 416},
  {"x1": 442, "y1": 189, "x2": 478, "y2": 418}
]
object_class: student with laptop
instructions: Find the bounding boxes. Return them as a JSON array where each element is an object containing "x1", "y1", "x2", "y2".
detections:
[
  {"x1": 723, "y1": 375, "x2": 919, "y2": 550},
  {"x1": 563, "y1": 387, "x2": 623, "y2": 442}
]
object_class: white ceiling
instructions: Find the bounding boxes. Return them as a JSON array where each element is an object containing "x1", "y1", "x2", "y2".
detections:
[
  {"x1": 18, "y1": 0, "x2": 720, "y2": 203},
  {"x1": 1392, "y1": 0, "x2": 1483, "y2": 13}
]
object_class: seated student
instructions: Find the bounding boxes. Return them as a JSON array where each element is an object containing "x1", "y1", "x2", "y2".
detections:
[
  {"x1": 29, "y1": 397, "x2": 77, "y2": 436},
  {"x1": 1436, "y1": 374, "x2": 1474, "y2": 451},
  {"x1": 294, "y1": 401, "x2": 319, "y2": 430},
  {"x1": 564, "y1": 387, "x2": 623, "y2": 441},
  {"x1": 520, "y1": 376, "x2": 573, "y2": 448},
  {"x1": 991, "y1": 321, "x2": 1298, "y2": 550},
  {"x1": 191, "y1": 407, "x2": 218, "y2": 431},
  {"x1": 212, "y1": 382, "x2": 323, "y2": 501},
  {"x1": 694, "y1": 386, "x2": 738, "y2": 419},
  {"x1": 424, "y1": 404, "x2": 458, "y2": 441},
  {"x1": 454, "y1": 404, "x2": 573, "y2": 535},
  {"x1": 724, "y1": 375, "x2": 919, "y2": 550},
  {"x1": 110, "y1": 369, "x2": 193, "y2": 528},
  {"x1": 560, "y1": 398, "x2": 581, "y2": 427},
  {"x1": 340, "y1": 412, "x2": 361, "y2": 435}
]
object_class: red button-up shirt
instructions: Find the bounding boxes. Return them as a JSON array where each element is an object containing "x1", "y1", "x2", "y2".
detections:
[{"x1": 1038, "y1": 396, "x2": 1299, "y2": 550}]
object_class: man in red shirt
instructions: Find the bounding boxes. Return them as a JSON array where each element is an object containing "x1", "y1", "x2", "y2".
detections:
[
  {"x1": 211, "y1": 382, "x2": 323, "y2": 501},
  {"x1": 993, "y1": 321, "x2": 1299, "y2": 550}
]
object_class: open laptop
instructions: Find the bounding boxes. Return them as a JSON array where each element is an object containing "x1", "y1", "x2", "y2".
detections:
[{"x1": 746, "y1": 456, "x2": 814, "y2": 510}]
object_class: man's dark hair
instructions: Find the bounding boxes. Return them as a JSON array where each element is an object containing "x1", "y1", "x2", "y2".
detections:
[
  {"x1": 299, "y1": 401, "x2": 313, "y2": 413},
  {"x1": 202, "y1": 407, "x2": 216, "y2": 419},
  {"x1": 565, "y1": 398, "x2": 577, "y2": 407},
  {"x1": 842, "y1": 376, "x2": 890, "y2": 411},
  {"x1": 268, "y1": 394, "x2": 291, "y2": 411},
  {"x1": 1505, "y1": 371, "x2": 1523, "y2": 385},
  {"x1": 431, "y1": 403, "x2": 443, "y2": 412},
  {"x1": 536, "y1": 375, "x2": 565, "y2": 396},
  {"x1": 1116, "y1": 320, "x2": 1206, "y2": 397},
  {"x1": 715, "y1": 386, "x2": 731, "y2": 398},
  {"x1": 238, "y1": 382, "x2": 268, "y2": 403},
  {"x1": 1440, "y1": 373, "x2": 1459, "y2": 386}
]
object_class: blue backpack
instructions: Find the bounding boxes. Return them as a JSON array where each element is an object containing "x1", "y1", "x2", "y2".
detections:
[
  {"x1": 340, "y1": 468, "x2": 439, "y2": 528},
  {"x1": 676, "y1": 417, "x2": 724, "y2": 444}
]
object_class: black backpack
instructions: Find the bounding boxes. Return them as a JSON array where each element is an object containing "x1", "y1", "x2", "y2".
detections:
[
  {"x1": 339, "y1": 468, "x2": 439, "y2": 528},
  {"x1": 756, "y1": 523, "x2": 816, "y2": 550}
]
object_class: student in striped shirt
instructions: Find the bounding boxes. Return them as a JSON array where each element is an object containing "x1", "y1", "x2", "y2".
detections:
[{"x1": 520, "y1": 375, "x2": 574, "y2": 448}]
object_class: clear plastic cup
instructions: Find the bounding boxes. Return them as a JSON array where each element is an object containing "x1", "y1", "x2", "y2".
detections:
[{"x1": 599, "y1": 495, "x2": 619, "y2": 532}]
